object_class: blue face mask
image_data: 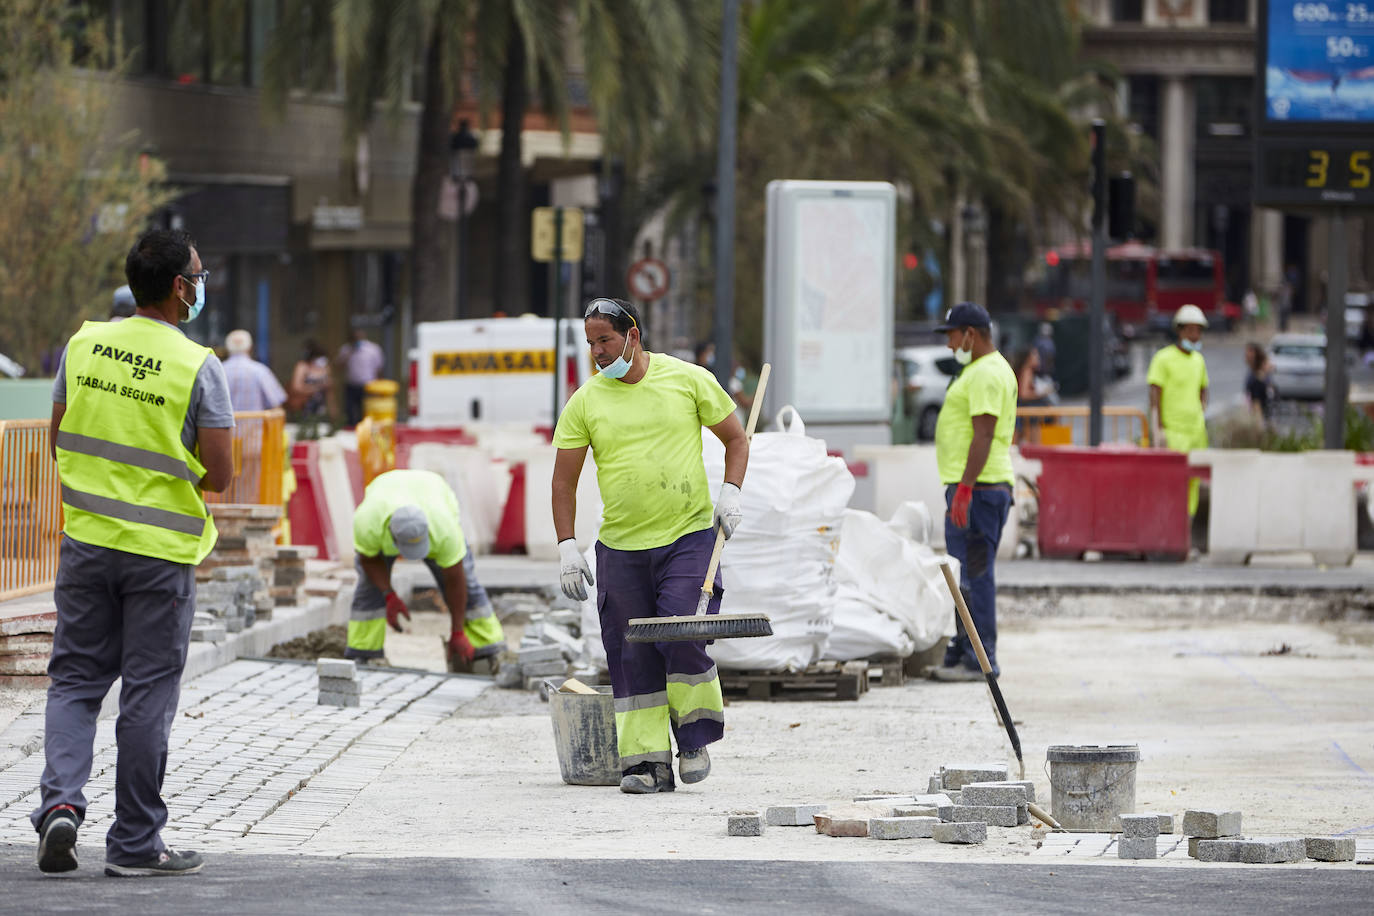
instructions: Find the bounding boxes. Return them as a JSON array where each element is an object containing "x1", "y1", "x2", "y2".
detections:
[
  {"x1": 1180, "y1": 338, "x2": 1201, "y2": 353},
  {"x1": 599, "y1": 333, "x2": 634, "y2": 379},
  {"x1": 178, "y1": 275, "x2": 206, "y2": 323}
]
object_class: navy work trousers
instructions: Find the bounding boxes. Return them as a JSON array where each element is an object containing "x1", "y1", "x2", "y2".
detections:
[
  {"x1": 32, "y1": 536, "x2": 195, "y2": 865},
  {"x1": 595, "y1": 527, "x2": 724, "y2": 769},
  {"x1": 943, "y1": 484, "x2": 1012, "y2": 677}
]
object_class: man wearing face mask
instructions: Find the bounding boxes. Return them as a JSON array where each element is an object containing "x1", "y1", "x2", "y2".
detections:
[
  {"x1": 552, "y1": 298, "x2": 748, "y2": 795},
  {"x1": 1148, "y1": 304, "x2": 1209, "y2": 517},
  {"x1": 34, "y1": 229, "x2": 234, "y2": 877},
  {"x1": 930, "y1": 303, "x2": 1017, "y2": 682}
]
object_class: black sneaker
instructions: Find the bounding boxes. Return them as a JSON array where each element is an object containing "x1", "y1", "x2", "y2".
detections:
[
  {"x1": 104, "y1": 848, "x2": 204, "y2": 877},
  {"x1": 619, "y1": 762, "x2": 675, "y2": 794},
  {"x1": 36, "y1": 805, "x2": 79, "y2": 874}
]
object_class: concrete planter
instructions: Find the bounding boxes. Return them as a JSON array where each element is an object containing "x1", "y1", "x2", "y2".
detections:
[{"x1": 1192, "y1": 449, "x2": 1364, "y2": 565}]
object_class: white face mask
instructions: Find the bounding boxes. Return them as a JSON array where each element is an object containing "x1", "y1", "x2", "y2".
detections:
[{"x1": 953, "y1": 330, "x2": 973, "y2": 365}]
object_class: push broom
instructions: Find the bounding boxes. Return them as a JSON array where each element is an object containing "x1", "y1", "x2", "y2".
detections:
[{"x1": 624, "y1": 364, "x2": 773, "y2": 644}]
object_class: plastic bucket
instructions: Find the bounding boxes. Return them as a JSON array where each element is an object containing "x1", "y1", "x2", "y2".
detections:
[
  {"x1": 548, "y1": 683, "x2": 621, "y2": 786},
  {"x1": 1046, "y1": 744, "x2": 1140, "y2": 831}
]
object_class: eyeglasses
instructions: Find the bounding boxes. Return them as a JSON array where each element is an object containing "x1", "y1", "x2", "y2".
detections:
[
  {"x1": 181, "y1": 270, "x2": 210, "y2": 285},
  {"x1": 583, "y1": 297, "x2": 636, "y2": 330}
]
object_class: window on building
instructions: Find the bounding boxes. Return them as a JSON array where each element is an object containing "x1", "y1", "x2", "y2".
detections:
[
  {"x1": 1208, "y1": 0, "x2": 1249, "y2": 24},
  {"x1": 1195, "y1": 76, "x2": 1253, "y2": 138},
  {"x1": 1112, "y1": 0, "x2": 1144, "y2": 22},
  {"x1": 1127, "y1": 75, "x2": 1160, "y2": 141}
]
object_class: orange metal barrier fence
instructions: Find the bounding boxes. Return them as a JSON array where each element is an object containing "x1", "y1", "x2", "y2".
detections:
[
  {"x1": 0, "y1": 409, "x2": 287, "y2": 601},
  {"x1": 1015, "y1": 405, "x2": 1151, "y2": 447},
  {"x1": 204, "y1": 409, "x2": 286, "y2": 508},
  {"x1": 0, "y1": 420, "x2": 62, "y2": 601}
]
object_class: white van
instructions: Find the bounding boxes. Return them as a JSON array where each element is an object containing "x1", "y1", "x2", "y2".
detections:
[{"x1": 407, "y1": 315, "x2": 593, "y2": 427}]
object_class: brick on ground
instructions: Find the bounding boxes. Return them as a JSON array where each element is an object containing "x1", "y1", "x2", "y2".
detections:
[
  {"x1": 933, "y1": 821, "x2": 986, "y2": 844},
  {"x1": 1157, "y1": 814, "x2": 1174, "y2": 834},
  {"x1": 0, "y1": 610, "x2": 56, "y2": 637},
  {"x1": 960, "y1": 784, "x2": 1027, "y2": 808},
  {"x1": 892, "y1": 805, "x2": 939, "y2": 818},
  {"x1": 317, "y1": 691, "x2": 360, "y2": 708},
  {"x1": 766, "y1": 805, "x2": 827, "y2": 827},
  {"x1": 1182, "y1": 809, "x2": 1242, "y2": 838},
  {"x1": 816, "y1": 807, "x2": 872, "y2": 837},
  {"x1": 316, "y1": 658, "x2": 357, "y2": 679},
  {"x1": 318, "y1": 676, "x2": 361, "y2": 696},
  {"x1": 1305, "y1": 836, "x2": 1356, "y2": 862},
  {"x1": 944, "y1": 805, "x2": 1018, "y2": 828},
  {"x1": 940, "y1": 764, "x2": 1009, "y2": 790},
  {"x1": 1118, "y1": 836, "x2": 1158, "y2": 859},
  {"x1": 869, "y1": 817, "x2": 939, "y2": 840},
  {"x1": 727, "y1": 812, "x2": 764, "y2": 836}
]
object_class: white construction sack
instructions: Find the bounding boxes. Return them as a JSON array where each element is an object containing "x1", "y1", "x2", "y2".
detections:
[
  {"x1": 700, "y1": 408, "x2": 853, "y2": 672},
  {"x1": 821, "y1": 503, "x2": 959, "y2": 661}
]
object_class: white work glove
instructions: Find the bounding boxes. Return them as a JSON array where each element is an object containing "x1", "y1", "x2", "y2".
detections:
[
  {"x1": 558, "y1": 538, "x2": 594, "y2": 602},
  {"x1": 714, "y1": 482, "x2": 743, "y2": 539}
]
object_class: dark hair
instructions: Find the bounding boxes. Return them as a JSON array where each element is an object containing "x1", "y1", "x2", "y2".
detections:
[
  {"x1": 125, "y1": 229, "x2": 196, "y2": 307},
  {"x1": 303, "y1": 338, "x2": 327, "y2": 361},
  {"x1": 584, "y1": 297, "x2": 642, "y2": 338},
  {"x1": 1245, "y1": 341, "x2": 1266, "y2": 372},
  {"x1": 1013, "y1": 346, "x2": 1037, "y2": 375}
]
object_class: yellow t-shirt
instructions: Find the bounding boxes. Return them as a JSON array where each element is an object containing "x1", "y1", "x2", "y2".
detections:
[
  {"x1": 553, "y1": 352, "x2": 736, "y2": 550},
  {"x1": 1146, "y1": 345, "x2": 1208, "y2": 442},
  {"x1": 353, "y1": 469, "x2": 466, "y2": 566},
  {"x1": 934, "y1": 350, "x2": 1018, "y2": 486}
]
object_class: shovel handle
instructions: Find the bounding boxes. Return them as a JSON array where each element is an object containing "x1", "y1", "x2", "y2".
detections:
[
  {"x1": 701, "y1": 364, "x2": 771, "y2": 593},
  {"x1": 940, "y1": 562, "x2": 994, "y2": 676}
]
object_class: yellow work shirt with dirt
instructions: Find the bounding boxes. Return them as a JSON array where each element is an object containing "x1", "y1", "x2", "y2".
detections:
[
  {"x1": 553, "y1": 352, "x2": 736, "y2": 550},
  {"x1": 1147, "y1": 345, "x2": 1209, "y2": 450},
  {"x1": 934, "y1": 350, "x2": 1018, "y2": 486}
]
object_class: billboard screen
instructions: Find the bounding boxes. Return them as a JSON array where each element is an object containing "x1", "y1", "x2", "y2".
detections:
[{"x1": 1266, "y1": 2, "x2": 1374, "y2": 122}]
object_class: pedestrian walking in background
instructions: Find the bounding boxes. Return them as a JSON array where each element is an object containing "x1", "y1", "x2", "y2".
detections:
[
  {"x1": 222, "y1": 329, "x2": 287, "y2": 413},
  {"x1": 1243, "y1": 341, "x2": 1275, "y2": 423},
  {"x1": 552, "y1": 298, "x2": 747, "y2": 794},
  {"x1": 345, "y1": 469, "x2": 505, "y2": 671},
  {"x1": 929, "y1": 303, "x2": 1017, "y2": 682},
  {"x1": 1032, "y1": 321, "x2": 1056, "y2": 381},
  {"x1": 1012, "y1": 347, "x2": 1050, "y2": 445},
  {"x1": 336, "y1": 328, "x2": 385, "y2": 427},
  {"x1": 289, "y1": 339, "x2": 335, "y2": 426},
  {"x1": 1148, "y1": 305, "x2": 1209, "y2": 517},
  {"x1": 36, "y1": 229, "x2": 235, "y2": 877}
]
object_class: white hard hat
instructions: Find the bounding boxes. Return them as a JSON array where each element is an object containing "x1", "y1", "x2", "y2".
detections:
[{"x1": 1173, "y1": 304, "x2": 1208, "y2": 328}]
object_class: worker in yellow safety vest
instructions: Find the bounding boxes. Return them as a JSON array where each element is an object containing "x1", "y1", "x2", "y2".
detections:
[
  {"x1": 345, "y1": 469, "x2": 505, "y2": 670},
  {"x1": 35, "y1": 229, "x2": 235, "y2": 877},
  {"x1": 1148, "y1": 304, "x2": 1210, "y2": 517}
]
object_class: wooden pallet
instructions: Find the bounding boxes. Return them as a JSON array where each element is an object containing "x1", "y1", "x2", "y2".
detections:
[
  {"x1": 866, "y1": 655, "x2": 907, "y2": 687},
  {"x1": 720, "y1": 661, "x2": 869, "y2": 701}
]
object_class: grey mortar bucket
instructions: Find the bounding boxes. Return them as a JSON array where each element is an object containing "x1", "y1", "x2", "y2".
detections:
[
  {"x1": 1046, "y1": 744, "x2": 1140, "y2": 831},
  {"x1": 547, "y1": 681, "x2": 621, "y2": 786}
]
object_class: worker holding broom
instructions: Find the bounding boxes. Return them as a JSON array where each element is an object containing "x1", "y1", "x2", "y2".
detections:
[
  {"x1": 552, "y1": 298, "x2": 749, "y2": 794},
  {"x1": 930, "y1": 303, "x2": 1018, "y2": 682}
]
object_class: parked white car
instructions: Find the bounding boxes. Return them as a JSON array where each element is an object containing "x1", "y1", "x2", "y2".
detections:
[
  {"x1": 895, "y1": 345, "x2": 961, "y2": 440},
  {"x1": 1268, "y1": 333, "x2": 1327, "y2": 401}
]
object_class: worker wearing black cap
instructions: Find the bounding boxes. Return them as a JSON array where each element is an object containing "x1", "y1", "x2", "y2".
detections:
[{"x1": 930, "y1": 302, "x2": 1017, "y2": 682}]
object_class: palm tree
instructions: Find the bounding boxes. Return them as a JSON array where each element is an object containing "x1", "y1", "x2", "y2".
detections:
[{"x1": 263, "y1": 0, "x2": 713, "y2": 323}]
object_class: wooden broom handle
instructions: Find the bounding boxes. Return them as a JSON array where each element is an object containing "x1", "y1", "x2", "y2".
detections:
[
  {"x1": 940, "y1": 561, "x2": 994, "y2": 675},
  {"x1": 701, "y1": 363, "x2": 771, "y2": 591}
]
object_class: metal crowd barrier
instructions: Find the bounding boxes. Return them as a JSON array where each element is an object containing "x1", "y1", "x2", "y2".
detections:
[
  {"x1": 1014, "y1": 405, "x2": 1151, "y2": 447},
  {"x1": 0, "y1": 409, "x2": 286, "y2": 601},
  {"x1": 0, "y1": 420, "x2": 63, "y2": 601}
]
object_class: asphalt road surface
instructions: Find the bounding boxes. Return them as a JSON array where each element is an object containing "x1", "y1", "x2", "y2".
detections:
[{"x1": 1, "y1": 849, "x2": 1368, "y2": 915}]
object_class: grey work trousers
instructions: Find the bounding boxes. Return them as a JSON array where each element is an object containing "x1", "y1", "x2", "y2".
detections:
[{"x1": 31, "y1": 535, "x2": 195, "y2": 865}]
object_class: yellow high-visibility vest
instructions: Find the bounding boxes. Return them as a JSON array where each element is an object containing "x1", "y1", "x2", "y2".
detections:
[{"x1": 57, "y1": 317, "x2": 219, "y2": 564}]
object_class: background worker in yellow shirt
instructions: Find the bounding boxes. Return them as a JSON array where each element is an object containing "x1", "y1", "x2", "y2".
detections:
[
  {"x1": 552, "y1": 298, "x2": 748, "y2": 795},
  {"x1": 1147, "y1": 305, "x2": 1209, "y2": 516},
  {"x1": 929, "y1": 303, "x2": 1018, "y2": 682}
]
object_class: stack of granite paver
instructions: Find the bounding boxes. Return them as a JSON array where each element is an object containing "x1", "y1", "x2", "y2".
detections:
[
  {"x1": 0, "y1": 607, "x2": 55, "y2": 686},
  {"x1": 271, "y1": 544, "x2": 315, "y2": 609},
  {"x1": 317, "y1": 657, "x2": 361, "y2": 707},
  {"x1": 1184, "y1": 808, "x2": 1355, "y2": 864}
]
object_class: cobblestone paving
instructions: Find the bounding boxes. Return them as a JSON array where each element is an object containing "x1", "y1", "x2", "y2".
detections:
[
  {"x1": 0, "y1": 659, "x2": 485, "y2": 855},
  {"x1": 1032, "y1": 830, "x2": 1374, "y2": 862}
]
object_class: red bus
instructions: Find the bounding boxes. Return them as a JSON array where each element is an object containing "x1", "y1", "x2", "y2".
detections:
[{"x1": 1028, "y1": 242, "x2": 1239, "y2": 335}]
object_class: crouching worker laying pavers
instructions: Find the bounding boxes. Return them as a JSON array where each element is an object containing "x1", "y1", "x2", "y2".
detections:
[
  {"x1": 551, "y1": 297, "x2": 749, "y2": 794},
  {"x1": 346, "y1": 469, "x2": 505, "y2": 672}
]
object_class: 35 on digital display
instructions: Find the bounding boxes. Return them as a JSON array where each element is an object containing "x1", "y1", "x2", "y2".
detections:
[{"x1": 1259, "y1": 143, "x2": 1374, "y2": 203}]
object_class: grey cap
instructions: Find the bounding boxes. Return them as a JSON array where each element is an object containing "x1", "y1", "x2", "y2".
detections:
[
  {"x1": 111, "y1": 285, "x2": 136, "y2": 318},
  {"x1": 388, "y1": 505, "x2": 430, "y2": 560}
]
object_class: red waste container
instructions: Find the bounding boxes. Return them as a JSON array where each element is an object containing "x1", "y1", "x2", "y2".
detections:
[{"x1": 1021, "y1": 445, "x2": 1190, "y2": 561}]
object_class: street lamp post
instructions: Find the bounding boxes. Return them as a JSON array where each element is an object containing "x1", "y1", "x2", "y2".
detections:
[{"x1": 449, "y1": 119, "x2": 479, "y2": 319}]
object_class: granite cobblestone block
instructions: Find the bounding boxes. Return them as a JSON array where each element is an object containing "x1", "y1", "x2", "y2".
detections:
[
  {"x1": 1120, "y1": 814, "x2": 1161, "y2": 838},
  {"x1": 933, "y1": 821, "x2": 986, "y2": 844},
  {"x1": 960, "y1": 784, "x2": 1027, "y2": 808},
  {"x1": 765, "y1": 804, "x2": 827, "y2": 827},
  {"x1": 1304, "y1": 836, "x2": 1356, "y2": 861},
  {"x1": 940, "y1": 764, "x2": 1009, "y2": 790},
  {"x1": 728, "y1": 812, "x2": 764, "y2": 836},
  {"x1": 1182, "y1": 809, "x2": 1242, "y2": 838},
  {"x1": 869, "y1": 816, "x2": 939, "y2": 840},
  {"x1": 1118, "y1": 836, "x2": 1158, "y2": 859},
  {"x1": 945, "y1": 804, "x2": 1019, "y2": 827}
]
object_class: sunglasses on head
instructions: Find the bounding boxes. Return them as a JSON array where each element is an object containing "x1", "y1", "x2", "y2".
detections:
[{"x1": 583, "y1": 298, "x2": 637, "y2": 330}]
